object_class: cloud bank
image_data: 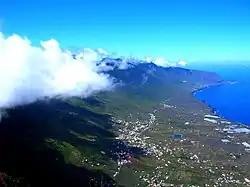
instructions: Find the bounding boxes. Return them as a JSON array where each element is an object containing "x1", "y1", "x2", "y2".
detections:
[
  {"x1": 0, "y1": 32, "x2": 188, "y2": 119},
  {"x1": 0, "y1": 33, "x2": 114, "y2": 111},
  {"x1": 144, "y1": 56, "x2": 187, "y2": 67}
]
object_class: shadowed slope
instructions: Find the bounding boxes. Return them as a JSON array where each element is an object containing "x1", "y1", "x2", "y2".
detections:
[{"x1": 0, "y1": 99, "x2": 141, "y2": 187}]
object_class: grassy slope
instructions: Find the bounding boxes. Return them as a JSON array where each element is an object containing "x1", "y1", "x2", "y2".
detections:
[{"x1": 0, "y1": 65, "x2": 227, "y2": 186}]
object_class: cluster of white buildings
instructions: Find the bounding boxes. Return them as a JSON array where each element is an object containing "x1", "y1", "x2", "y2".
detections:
[{"x1": 108, "y1": 104, "x2": 250, "y2": 186}]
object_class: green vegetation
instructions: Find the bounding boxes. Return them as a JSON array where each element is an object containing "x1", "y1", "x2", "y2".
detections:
[{"x1": 0, "y1": 64, "x2": 249, "y2": 186}]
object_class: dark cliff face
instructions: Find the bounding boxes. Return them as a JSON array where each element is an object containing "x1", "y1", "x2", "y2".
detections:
[
  {"x1": 73, "y1": 55, "x2": 222, "y2": 88},
  {"x1": 109, "y1": 61, "x2": 222, "y2": 85},
  {"x1": 106, "y1": 61, "x2": 223, "y2": 101}
]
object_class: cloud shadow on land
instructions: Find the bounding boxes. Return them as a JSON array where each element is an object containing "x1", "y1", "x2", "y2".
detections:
[{"x1": 0, "y1": 99, "x2": 145, "y2": 187}]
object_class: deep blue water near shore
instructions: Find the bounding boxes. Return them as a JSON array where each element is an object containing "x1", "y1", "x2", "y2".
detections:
[{"x1": 189, "y1": 64, "x2": 250, "y2": 125}]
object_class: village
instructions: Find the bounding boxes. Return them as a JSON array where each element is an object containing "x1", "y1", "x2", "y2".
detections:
[{"x1": 109, "y1": 101, "x2": 250, "y2": 187}]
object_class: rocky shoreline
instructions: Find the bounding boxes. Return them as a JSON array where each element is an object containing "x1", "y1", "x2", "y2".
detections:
[{"x1": 192, "y1": 80, "x2": 242, "y2": 123}]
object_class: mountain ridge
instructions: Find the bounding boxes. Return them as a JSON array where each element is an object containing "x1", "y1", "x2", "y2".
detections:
[{"x1": 1, "y1": 59, "x2": 249, "y2": 187}]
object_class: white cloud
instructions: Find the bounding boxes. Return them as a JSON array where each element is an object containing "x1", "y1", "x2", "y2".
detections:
[
  {"x1": 96, "y1": 48, "x2": 108, "y2": 55},
  {"x1": 152, "y1": 57, "x2": 177, "y2": 67},
  {"x1": 0, "y1": 32, "x2": 189, "y2": 121},
  {"x1": 178, "y1": 60, "x2": 187, "y2": 66},
  {"x1": 145, "y1": 56, "x2": 152, "y2": 63},
  {"x1": 0, "y1": 33, "x2": 114, "y2": 112},
  {"x1": 154, "y1": 57, "x2": 165, "y2": 65}
]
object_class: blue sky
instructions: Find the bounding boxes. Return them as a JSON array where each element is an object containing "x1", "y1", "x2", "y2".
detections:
[{"x1": 0, "y1": 0, "x2": 250, "y2": 62}]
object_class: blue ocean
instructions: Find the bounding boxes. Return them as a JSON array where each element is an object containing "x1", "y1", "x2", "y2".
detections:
[{"x1": 189, "y1": 64, "x2": 250, "y2": 125}]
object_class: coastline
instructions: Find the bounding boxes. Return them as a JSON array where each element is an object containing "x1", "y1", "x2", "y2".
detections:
[
  {"x1": 191, "y1": 80, "x2": 248, "y2": 126},
  {"x1": 192, "y1": 84, "x2": 221, "y2": 115},
  {"x1": 192, "y1": 80, "x2": 237, "y2": 96}
]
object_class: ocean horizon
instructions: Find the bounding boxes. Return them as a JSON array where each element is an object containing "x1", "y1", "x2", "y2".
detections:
[{"x1": 190, "y1": 64, "x2": 250, "y2": 125}]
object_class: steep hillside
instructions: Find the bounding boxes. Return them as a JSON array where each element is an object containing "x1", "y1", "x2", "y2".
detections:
[{"x1": 1, "y1": 62, "x2": 249, "y2": 187}]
